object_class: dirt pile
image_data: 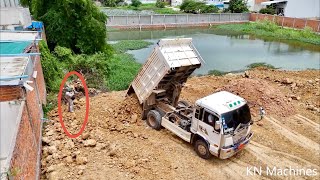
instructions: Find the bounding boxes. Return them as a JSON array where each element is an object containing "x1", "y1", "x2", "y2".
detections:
[{"x1": 216, "y1": 78, "x2": 296, "y2": 117}]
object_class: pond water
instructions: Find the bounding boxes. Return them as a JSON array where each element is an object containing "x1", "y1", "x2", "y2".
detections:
[{"x1": 108, "y1": 28, "x2": 320, "y2": 75}]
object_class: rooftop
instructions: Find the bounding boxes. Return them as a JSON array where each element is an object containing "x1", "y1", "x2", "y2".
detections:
[
  {"x1": 0, "y1": 56, "x2": 29, "y2": 78},
  {"x1": 0, "y1": 41, "x2": 31, "y2": 54},
  {"x1": 0, "y1": 31, "x2": 40, "y2": 41},
  {"x1": 196, "y1": 91, "x2": 247, "y2": 114}
]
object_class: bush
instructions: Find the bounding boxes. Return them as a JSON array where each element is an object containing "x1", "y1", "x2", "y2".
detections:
[
  {"x1": 227, "y1": 0, "x2": 248, "y2": 13},
  {"x1": 208, "y1": 70, "x2": 228, "y2": 76},
  {"x1": 259, "y1": 7, "x2": 276, "y2": 15},
  {"x1": 131, "y1": 0, "x2": 142, "y2": 7},
  {"x1": 180, "y1": 0, "x2": 218, "y2": 14},
  {"x1": 39, "y1": 41, "x2": 63, "y2": 92},
  {"x1": 246, "y1": 62, "x2": 276, "y2": 69},
  {"x1": 156, "y1": 0, "x2": 166, "y2": 8}
]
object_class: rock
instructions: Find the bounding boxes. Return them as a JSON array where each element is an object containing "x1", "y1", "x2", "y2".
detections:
[
  {"x1": 81, "y1": 132, "x2": 90, "y2": 140},
  {"x1": 42, "y1": 137, "x2": 50, "y2": 144},
  {"x1": 256, "y1": 121, "x2": 264, "y2": 126},
  {"x1": 76, "y1": 156, "x2": 88, "y2": 165},
  {"x1": 84, "y1": 139, "x2": 97, "y2": 147},
  {"x1": 78, "y1": 170, "x2": 84, "y2": 175},
  {"x1": 65, "y1": 140, "x2": 75, "y2": 150},
  {"x1": 47, "y1": 165, "x2": 55, "y2": 173},
  {"x1": 307, "y1": 80, "x2": 314, "y2": 84},
  {"x1": 48, "y1": 171, "x2": 59, "y2": 180},
  {"x1": 131, "y1": 114, "x2": 138, "y2": 123},
  {"x1": 291, "y1": 95, "x2": 301, "y2": 101},
  {"x1": 48, "y1": 146, "x2": 57, "y2": 155},
  {"x1": 95, "y1": 143, "x2": 108, "y2": 151},
  {"x1": 282, "y1": 78, "x2": 293, "y2": 84},
  {"x1": 244, "y1": 71, "x2": 250, "y2": 78},
  {"x1": 65, "y1": 156, "x2": 73, "y2": 163},
  {"x1": 46, "y1": 130, "x2": 55, "y2": 136}
]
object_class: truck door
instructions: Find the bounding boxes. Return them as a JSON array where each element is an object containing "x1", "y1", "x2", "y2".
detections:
[{"x1": 197, "y1": 110, "x2": 222, "y2": 155}]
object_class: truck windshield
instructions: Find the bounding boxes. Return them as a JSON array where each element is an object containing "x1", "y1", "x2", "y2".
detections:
[{"x1": 221, "y1": 104, "x2": 251, "y2": 132}]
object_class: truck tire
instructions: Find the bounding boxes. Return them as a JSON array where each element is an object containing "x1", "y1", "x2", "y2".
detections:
[
  {"x1": 177, "y1": 100, "x2": 190, "y2": 108},
  {"x1": 147, "y1": 110, "x2": 162, "y2": 130},
  {"x1": 194, "y1": 139, "x2": 212, "y2": 159}
]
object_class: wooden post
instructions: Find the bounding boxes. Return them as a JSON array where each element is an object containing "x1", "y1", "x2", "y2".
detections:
[
  {"x1": 151, "y1": 15, "x2": 153, "y2": 25},
  {"x1": 138, "y1": 15, "x2": 141, "y2": 25},
  {"x1": 317, "y1": 21, "x2": 320, "y2": 32},
  {"x1": 272, "y1": 15, "x2": 275, "y2": 22},
  {"x1": 281, "y1": 16, "x2": 285, "y2": 27}
]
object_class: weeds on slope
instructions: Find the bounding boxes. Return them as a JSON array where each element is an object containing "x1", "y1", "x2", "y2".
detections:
[{"x1": 214, "y1": 20, "x2": 320, "y2": 45}]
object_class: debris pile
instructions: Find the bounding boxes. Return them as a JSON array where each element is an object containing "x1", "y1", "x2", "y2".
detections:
[{"x1": 216, "y1": 78, "x2": 296, "y2": 117}]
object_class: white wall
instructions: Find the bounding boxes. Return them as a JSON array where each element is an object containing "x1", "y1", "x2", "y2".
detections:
[
  {"x1": 0, "y1": 101, "x2": 24, "y2": 173},
  {"x1": 0, "y1": 7, "x2": 32, "y2": 30},
  {"x1": 285, "y1": 0, "x2": 320, "y2": 18}
]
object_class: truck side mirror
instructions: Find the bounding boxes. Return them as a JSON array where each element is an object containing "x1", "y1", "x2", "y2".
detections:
[{"x1": 215, "y1": 121, "x2": 221, "y2": 131}]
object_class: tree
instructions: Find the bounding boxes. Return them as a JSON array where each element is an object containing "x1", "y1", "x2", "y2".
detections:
[
  {"x1": 227, "y1": 0, "x2": 248, "y2": 13},
  {"x1": 131, "y1": 0, "x2": 142, "y2": 7},
  {"x1": 156, "y1": 0, "x2": 166, "y2": 8},
  {"x1": 31, "y1": 0, "x2": 108, "y2": 54}
]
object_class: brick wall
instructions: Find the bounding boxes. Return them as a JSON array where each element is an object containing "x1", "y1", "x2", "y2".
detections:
[
  {"x1": 8, "y1": 52, "x2": 46, "y2": 179},
  {"x1": 0, "y1": 86, "x2": 23, "y2": 101},
  {"x1": 250, "y1": 13, "x2": 320, "y2": 32}
]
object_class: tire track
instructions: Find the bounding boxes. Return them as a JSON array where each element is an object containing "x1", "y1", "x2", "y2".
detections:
[
  {"x1": 294, "y1": 114, "x2": 320, "y2": 132},
  {"x1": 265, "y1": 116, "x2": 319, "y2": 152}
]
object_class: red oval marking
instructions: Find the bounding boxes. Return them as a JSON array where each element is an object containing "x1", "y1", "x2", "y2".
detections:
[{"x1": 58, "y1": 71, "x2": 89, "y2": 138}]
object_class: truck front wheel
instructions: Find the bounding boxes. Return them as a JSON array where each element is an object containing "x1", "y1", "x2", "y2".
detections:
[
  {"x1": 194, "y1": 139, "x2": 212, "y2": 159},
  {"x1": 147, "y1": 110, "x2": 162, "y2": 130}
]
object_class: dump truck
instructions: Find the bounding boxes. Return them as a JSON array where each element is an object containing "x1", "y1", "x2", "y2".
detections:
[{"x1": 127, "y1": 38, "x2": 253, "y2": 159}]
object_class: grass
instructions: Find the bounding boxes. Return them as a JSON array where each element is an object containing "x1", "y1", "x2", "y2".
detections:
[
  {"x1": 111, "y1": 40, "x2": 153, "y2": 53},
  {"x1": 246, "y1": 62, "x2": 277, "y2": 69},
  {"x1": 214, "y1": 20, "x2": 320, "y2": 45},
  {"x1": 106, "y1": 53, "x2": 141, "y2": 91},
  {"x1": 106, "y1": 40, "x2": 152, "y2": 91},
  {"x1": 118, "y1": 3, "x2": 180, "y2": 14},
  {"x1": 208, "y1": 69, "x2": 228, "y2": 76}
]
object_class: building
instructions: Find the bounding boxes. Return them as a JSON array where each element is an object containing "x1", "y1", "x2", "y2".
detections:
[
  {"x1": 260, "y1": 0, "x2": 320, "y2": 18},
  {"x1": 0, "y1": 0, "x2": 47, "y2": 179},
  {"x1": 0, "y1": 0, "x2": 32, "y2": 30}
]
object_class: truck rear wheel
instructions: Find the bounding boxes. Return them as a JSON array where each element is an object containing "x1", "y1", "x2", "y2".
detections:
[
  {"x1": 194, "y1": 139, "x2": 212, "y2": 159},
  {"x1": 147, "y1": 110, "x2": 162, "y2": 130}
]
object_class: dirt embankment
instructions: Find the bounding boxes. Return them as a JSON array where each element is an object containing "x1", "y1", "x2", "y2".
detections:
[{"x1": 41, "y1": 69, "x2": 320, "y2": 180}]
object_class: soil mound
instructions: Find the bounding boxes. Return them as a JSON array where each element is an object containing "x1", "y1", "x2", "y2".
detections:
[{"x1": 216, "y1": 78, "x2": 296, "y2": 117}]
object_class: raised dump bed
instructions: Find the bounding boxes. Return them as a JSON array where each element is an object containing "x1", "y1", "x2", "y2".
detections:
[{"x1": 127, "y1": 38, "x2": 203, "y2": 117}]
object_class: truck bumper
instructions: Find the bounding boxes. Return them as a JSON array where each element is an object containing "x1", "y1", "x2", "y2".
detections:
[{"x1": 218, "y1": 132, "x2": 253, "y2": 159}]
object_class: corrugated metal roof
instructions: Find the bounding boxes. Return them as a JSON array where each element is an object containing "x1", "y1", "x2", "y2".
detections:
[
  {"x1": 0, "y1": 56, "x2": 29, "y2": 77},
  {"x1": 0, "y1": 31, "x2": 40, "y2": 41},
  {"x1": 0, "y1": 41, "x2": 31, "y2": 54}
]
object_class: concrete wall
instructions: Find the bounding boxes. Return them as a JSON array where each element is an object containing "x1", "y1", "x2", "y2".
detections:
[
  {"x1": 0, "y1": 7, "x2": 32, "y2": 30},
  {"x1": 0, "y1": 0, "x2": 20, "y2": 8},
  {"x1": 107, "y1": 13, "x2": 250, "y2": 28}
]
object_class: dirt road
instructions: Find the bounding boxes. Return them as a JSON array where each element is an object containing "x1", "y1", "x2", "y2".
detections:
[{"x1": 41, "y1": 69, "x2": 320, "y2": 180}]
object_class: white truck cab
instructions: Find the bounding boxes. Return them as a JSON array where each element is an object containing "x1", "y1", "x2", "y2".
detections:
[
  {"x1": 127, "y1": 38, "x2": 253, "y2": 159},
  {"x1": 191, "y1": 91, "x2": 253, "y2": 159}
]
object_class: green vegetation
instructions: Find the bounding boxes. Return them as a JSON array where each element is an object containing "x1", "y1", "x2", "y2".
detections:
[
  {"x1": 111, "y1": 40, "x2": 153, "y2": 53},
  {"x1": 225, "y1": 0, "x2": 248, "y2": 13},
  {"x1": 131, "y1": 0, "x2": 142, "y2": 7},
  {"x1": 31, "y1": 0, "x2": 108, "y2": 54},
  {"x1": 180, "y1": 0, "x2": 219, "y2": 14},
  {"x1": 107, "y1": 40, "x2": 152, "y2": 91},
  {"x1": 246, "y1": 63, "x2": 276, "y2": 69},
  {"x1": 119, "y1": 3, "x2": 179, "y2": 14},
  {"x1": 208, "y1": 70, "x2": 228, "y2": 76},
  {"x1": 214, "y1": 20, "x2": 320, "y2": 45},
  {"x1": 100, "y1": 0, "x2": 125, "y2": 7},
  {"x1": 156, "y1": 0, "x2": 166, "y2": 8},
  {"x1": 259, "y1": 7, "x2": 276, "y2": 15}
]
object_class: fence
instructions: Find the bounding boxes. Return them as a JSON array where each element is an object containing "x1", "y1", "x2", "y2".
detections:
[
  {"x1": 107, "y1": 13, "x2": 250, "y2": 29},
  {"x1": 250, "y1": 13, "x2": 320, "y2": 32}
]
